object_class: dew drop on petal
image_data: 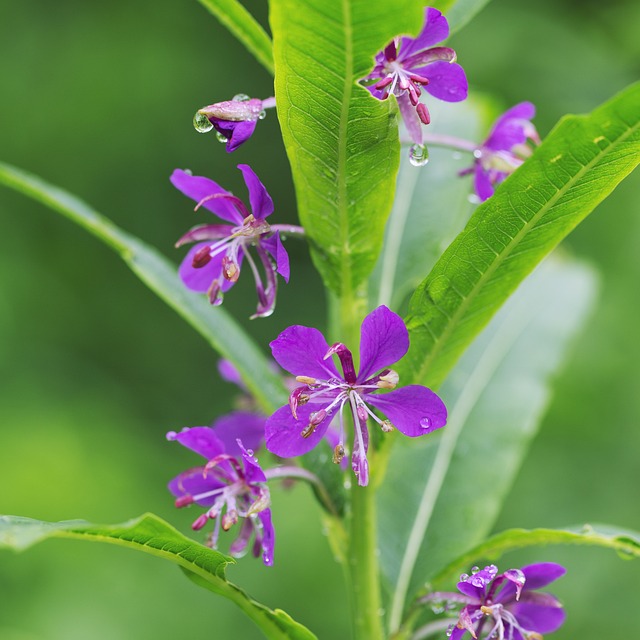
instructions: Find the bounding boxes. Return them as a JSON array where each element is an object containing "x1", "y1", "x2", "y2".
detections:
[
  {"x1": 233, "y1": 93, "x2": 250, "y2": 102},
  {"x1": 460, "y1": 573, "x2": 469, "y2": 581},
  {"x1": 420, "y1": 416, "x2": 432, "y2": 429},
  {"x1": 216, "y1": 131, "x2": 229, "y2": 144},
  {"x1": 471, "y1": 565, "x2": 480, "y2": 574},
  {"x1": 193, "y1": 111, "x2": 214, "y2": 133},
  {"x1": 258, "y1": 109, "x2": 267, "y2": 120},
  {"x1": 409, "y1": 143, "x2": 429, "y2": 167},
  {"x1": 446, "y1": 625, "x2": 454, "y2": 637}
]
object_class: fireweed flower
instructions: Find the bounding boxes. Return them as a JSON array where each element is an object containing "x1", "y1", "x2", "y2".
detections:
[
  {"x1": 427, "y1": 563, "x2": 566, "y2": 639},
  {"x1": 173, "y1": 164, "x2": 291, "y2": 318},
  {"x1": 193, "y1": 94, "x2": 277, "y2": 152},
  {"x1": 265, "y1": 305, "x2": 447, "y2": 486},
  {"x1": 361, "y1": 7, "x2": 467, "y2": 153},
  {"x1": 463, "y1": 102, "x2": 540, "y2": 201},
  {"x1": 167, "y1": 427, "x2": 275, "y2": 565}
]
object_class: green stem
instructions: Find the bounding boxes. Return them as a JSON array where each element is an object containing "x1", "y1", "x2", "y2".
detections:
[{"x1": 335, "y1": 290, "x2": 384, "y2": 640}]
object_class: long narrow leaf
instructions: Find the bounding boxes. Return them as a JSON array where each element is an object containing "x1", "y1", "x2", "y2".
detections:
[
  {"x1": 198, "y1": 0, "x2": 274, "y2": 75},
  {"x1": 0, "y1": 162, "x2": 288, "y2": 414},
  {"x1": 402, "y1": 82, "x2": 640, "y2": 389},
  {"x1": 0, "y1": 514, "x2": 316, "y2": 640}
]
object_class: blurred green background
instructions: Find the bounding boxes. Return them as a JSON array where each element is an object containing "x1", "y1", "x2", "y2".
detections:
[{"x1": 0, "y1": 0, "x2": 638, "y2": 638}]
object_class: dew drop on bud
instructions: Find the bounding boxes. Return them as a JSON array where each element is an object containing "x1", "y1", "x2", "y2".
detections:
[
  {"x1": 233, "y1": 93, "x2": 250, "y2": 102},
  {"x1": 258, "y1": 110, "x2": 267, "y2": 120},
  {"x1": 409, "y1": 143, "x2": 429, "y2": 167},
  {"x1": 193, "y1": 111, "x2": 214, "y2": 133},
  {"x1": 420, "y1": 416, "x2": 431, "y2": 429},
  {"x1": 216, "y1": 131, "x2": 229, "y2": 144}
]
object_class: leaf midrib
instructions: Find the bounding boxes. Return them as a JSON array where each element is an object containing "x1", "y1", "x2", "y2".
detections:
[{"x1": 411, "y1": 117, "x2": 640, "y2": 387}]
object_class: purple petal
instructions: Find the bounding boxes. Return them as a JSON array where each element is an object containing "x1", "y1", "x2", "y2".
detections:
[
  {"x1": 365, "y1": 385, "x2": 447, "y2": 437},
  {"x1": 225, "y1": 120, "x2": 258, "y2": 153},
  {"x1": 211, "y1": 412, "x2": 266, "y2": 455},
  {"x1": 167, "y1": 426, "x2": 226, "y2": 459},
  {"x1": 168, "y1": 467, "x2": 223, "y2": 506},
  {"x1": 265, "y1": 403, "x2": 333, "y2": 458},
  {"x1": 448, "y1": 626, "x2": 469, "y2": 640},
  {"x1": 257, "y1": 508, "x2": 275, "y2": 566},
  {"x1": 521, "y1": 563, "x2": 566, "y2": 589},
  {"x1": 238, "y1": 440, "x2": 267, "y2": 483},
  {"x1": 217, "y1": 359, "x2": 245, "y2": 388},
  {"x1": 261, "y1": 233, "x2": 290, "y2": 283},
  {"x1": 399, "y1": 8, "x2": 449, "y2": 60},
  {"x1": 238, "y1": 164, "x2": 274, "y2": 219},
  {"x1": 270, "y1": 326, "x2": 340, "y2": 380},
  {"x1": 419, "y1": 61, "x2": 468, "y2": 103},
  {"x1": 178, "y1": 243, "x2": 224, "y2": 293},
  {"x1": 170, "y1": 169, "x2": 243, "y2": 225},
  {"x1": 358, "y1": 306, "x2": 409, "y2": 382},
  {"x1": 397, "y1": 92, "x2": 423, "y2": 145},
  {"x1": 511, "y1": 596, "x2": 566, "y2": 634},
  {"x1": 474, "y1": 165, "x2": 495, "y2": 201},
  {"x1": 485, "y1": 102, "x2": 536, "y2": 151},
  {"x1": 456, "y1": 579, "x2": 486, "y2": 601},
  {"x1": 175, "y1": 224, "x2": 234, "y2": 246}
]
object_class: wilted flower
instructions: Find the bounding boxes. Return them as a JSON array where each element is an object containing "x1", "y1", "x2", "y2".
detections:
[
  {"x1": 463, "y1": 102, "x2": 540, "y2": 201},
  {"x1": 439, "y1": 563, "x2": 566, "y2": 639},
  {"x1": 173, "y1": 164, "x2": 290, "y2": 318},
  {"x1": 265, "y1": 306, "x2": 447, "y2": 486},
  {"x1": 193, "y1": 94, "x2": 276, "y2": 152},
  {"x1": 361, "y1": 7, "x2": 467, "y2": 146},
  {"x1": 167, "y1": 427, "x2": 275, "y2": 565}
]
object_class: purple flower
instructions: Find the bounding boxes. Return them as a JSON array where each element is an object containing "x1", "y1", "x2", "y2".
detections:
[
  {"x1": 265, "y1": 306, "x2": 447, "y2": 486},
  {"x1": 193, "y1": 95, "x2": 276, "y2": 152},
  {"x1": 449, "y1": 563, "x2": 566, "y2": 639},
  {"x1": 167, "y1": 427, "x2": 275, "y2": 566},
  {"x1": 173, "y1": 164, "x2": 290, "y2": 318},
  {"x1": 464, "y1": 102, "x2": 540, "y2": 201},
  {"x1": 361, "y1": 7, "x2": 468, "y2": 145}
]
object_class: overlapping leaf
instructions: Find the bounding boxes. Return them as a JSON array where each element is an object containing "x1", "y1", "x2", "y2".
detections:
[
  {"x1": 0, "y1": 513, "x2": 317, "y2": 640},
  {"x1": 402, "y1": 82, "x2": 640, "y2": 389}
]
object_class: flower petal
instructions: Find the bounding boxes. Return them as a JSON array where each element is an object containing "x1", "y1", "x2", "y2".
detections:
[
  {"x1": 511, "y1": 596, "x2": 566, "y2": 634},
  {"x1": 265, "y1": 403, "x2": 332, "y2": 458},
  {"x1": 167, "y1": 426, "x2": 226, "y2": 459},
  {"x1": 365, "y1": 385, "x2": 447, "y2": 436},
  {"x1": 474, "y1": 165, "x2": 494, "y2": 201},
  {"x1": 399, "y1": 7, "x2": 449, "y2": 60},
  {"x1": 397, "y1": 92, "x2": 423, "y2": 145},
  {"x1": 238, "y1": 164, "x2": 274, "y2": 219},
  {"x1": 485, "y1": 102, "x2": 536, "y2": 151},
  {"x1": 217, "y1": 359, "x2": 245, "y2": 389},
  {"x1": 521, "y1": 562, "x2": 566, "y2": 589},
  {"x1": 419, "y1": 61, "x2": 468, "y2": 103},
  {"x1": 358, "y1": 306, "x2": 409, "y2": 382},
  {"x1": 261, "y1": 233, "x2": 290, "y2": 282},
  {"x1": 211, "y1": 412, "x2": 266, "y2": 455},
  {"x1": 257, "y1": 508, "x2": 275, "y2": 566},
  {"x1": 270, "y1": 326, "x2": 340, "y2": 379},
  {"x1": 238, "y1": 439, "x2": 268, "y2": 483},
  {"x1": 170, "y1": 169, "x2": 243, "y2": 224},
  {"x1": 168, "y1": 466, "x2": 223, "y2": 506},
  {"x1": 225, "y1": 120, "x2": 258, "y2": 153},
  {"x1": 178, "y1": 243, "x2": 224, "y2": 292}
]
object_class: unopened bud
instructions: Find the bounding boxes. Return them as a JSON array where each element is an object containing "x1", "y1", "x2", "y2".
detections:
[
  {"x1": 332, "y1": 444, "x2": 345, "y2": 464},
  {"x1": 175, "y1": 495, "x2": 195, "y2": 508},
  {"x1": 192, "y1": 514, "x2": 209, "y2": 531}
]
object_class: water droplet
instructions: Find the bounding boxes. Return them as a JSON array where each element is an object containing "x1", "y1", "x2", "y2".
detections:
[
  {"x1": 473, "y1": 149, "x2": 483, "y2": 159},
  {"x1": 471, "y1": 565, "x2": 479, "y2": 574},
  {"x1": 193, "y1": 111, "x2": 213, "y2": 133},
  {"x1": 233, "y1": 93, "x2": 250, "y2": 102},
  {"x1": 446, "y1": 625, "x2": 454, "y2": 637},
  {"x1": 246, "y1": 448, "x2": 254, "y2": 456},
  {"x1": 460, "y1": 573, "x2": 469, "y2": 581},
  {"x1": 452, "y1": 151, "x2": 462, "y2": 160},
  {"x1": 431, "y1": 604, "x2": 445, "y2": 614},
  {"x1": 343, "y1": 479, "x2": 352, "y2": 490},
  {"x1": 258, "y1": 109, "x2": 267, "y2": 120},
  {"x1": 216, "y1": 131, "x2": 229, "y2": 144},
  {"x1": 467, "y1": 193, "x2": 481, "y2": 205},
  {"x1": 409, "y1": 143, "x2": 429, "y2": 167},
  {"x1": 420, "y1": 416, "x2": 432, "y2": 429}
]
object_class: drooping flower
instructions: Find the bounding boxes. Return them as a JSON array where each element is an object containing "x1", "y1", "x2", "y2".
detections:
[
  {"x1": 463, "y1": 102, "x2": 540, "y2": 201},
  {"x1": 193, "y1": 94, "x2": 276, "y2": 152},
  {"x1": 361, "y1": 7, "x2": 468, "y2": 146},
  {"x1": 173, "y1": 164, "x2": 290, "y2": 318},
  {"x1": 167, "y1": 427, "x2": 275, "y2": 565},
  {"x1": 265, "y1": 305, "x2": 447, "y2": 486},
  {"x1": 444, "y1": 563, "x2": 566, "y2": 639}
]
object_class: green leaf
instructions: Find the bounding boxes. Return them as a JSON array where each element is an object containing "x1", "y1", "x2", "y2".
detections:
[
  {"x1": 431, "y1": 524, "x2": 640, "y2": 589},
  {"x1": 0, "y1": 161, "x2": 288, "y2": 414},
  {"x1": 270, "y1": 0, "x2": 425, "y2": 297},
  {"x1": 379, "y1": 256, "x2": 597, "y2": 631},
  {"x1": 197, "y1": 0, "x2": 274, "y2": 75},
  {"x1": 402, "y1": 81, "x2": 640, "y2": 390},
  {"x1": 368, "y1": 98, "x2": 488, "y2": 311},
  {"x1": 0, "y1": 513, "x2": 317, "y2": 640}
]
